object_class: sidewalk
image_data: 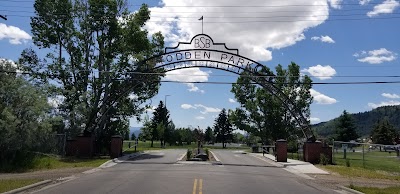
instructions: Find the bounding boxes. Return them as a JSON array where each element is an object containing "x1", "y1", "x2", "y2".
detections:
[{"x1": 250, "y1": 153, "x2": 330, "y2": 175}]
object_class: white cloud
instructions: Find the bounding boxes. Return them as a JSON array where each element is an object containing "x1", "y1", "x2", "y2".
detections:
[
  {"x1": 311, "y1": 35, "x2": 335, "y2": 43},
  {"x1": 310, "y1": 117, "x2": 321, "y2": 123},
  {"x1": 194, "y1": 104, "x2": 221, "y2": 114},
  {"x1": 228, "y1": 98, "x2": 236, "y2": 103},
  {"x1": 195, "y1": 116, "x2": 205, "y2": 120},
  {"x1": 367, "y1": 0, "x2": 400, "y2": 17},
  {"x1": 354, "y1": 48, "x2": 397, "y2": 64},
  {"x1": 187, "y1": 83, "x2": 205, "y2": 93},
  {"x1": 145, "y1": 106, "x2": 157, "y2": 113},
  {"x1": 328, "y1": 0, "x2": 343, "y2": 9},
  {"x1": 181, "y1": 104, "x2": 197, "y2": 109},
  {"x1": 145, "y1": 0, "x2": 330, "y2": 62},
  {"x1": 368, "y1": 100, "x2": 400, "y2": 109},
  {"x1": 48, "y1": 95, "x2": 65, "y2": 108},
  {"x1": 310, "y1": 89, "x2": 337, "y2": 104},
  {"x1": 301, "y1": 65, "x2": 336, "y2": 80},
  {"x1": 128, "y1": 93, "x2": 138, "y2": 100},
  {"x1": 359, "y1": 0, "x2": 372, "y2": 5},
  {"x1": 0, "y1": 23, "x2": 31, "y2": 45},
  {"x1": 164, "y1": 68, "x2": 208, "y2": 93},
  {"x1": 382, "y1": 93, "x2": 400, "y2": 99}
]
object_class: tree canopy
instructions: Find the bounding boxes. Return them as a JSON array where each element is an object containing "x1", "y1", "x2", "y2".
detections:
[
  {"x1": 335, "y1": 110, "x2": 359, "y2": 142},
  {"x1": 230, "y1": 62, "x2": 312, "y2": 144},
  {"x1": 371, "y1": 118, "x2": 397, "y2": 145},
  {"x1": 213, "y1": 108, "x2": 233, "y2": 148},
  {"x1": 20, "y1": 0, "x2": 164, "y2": 152}
]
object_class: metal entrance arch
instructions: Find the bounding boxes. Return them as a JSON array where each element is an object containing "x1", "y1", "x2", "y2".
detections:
[{"x1": 140, "y1": 34, "x2": 316, "y2": 142}]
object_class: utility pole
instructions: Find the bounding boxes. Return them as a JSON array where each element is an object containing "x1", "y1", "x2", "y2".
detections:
[{"x1": 0, "y1": 15, "x2": 7, "y2": 20}]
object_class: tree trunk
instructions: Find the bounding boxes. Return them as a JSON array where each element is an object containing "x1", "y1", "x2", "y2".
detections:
[{"x1": 151, "y1": 139, "x2": 154, "y2": 147}]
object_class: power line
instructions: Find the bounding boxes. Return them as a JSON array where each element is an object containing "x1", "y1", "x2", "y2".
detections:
[
  {"x1": 1, "y1": 0, "x2": 398, "y2": 7},
  {"x1": 4, "y1": 13, "x2": 400, "y2": 22},
  {"x1": 2, "y1": 70, "x2": 400, "y2": 85},
  {"x1": 2, "y1": 9, "x2": 399, "y2": 18}
]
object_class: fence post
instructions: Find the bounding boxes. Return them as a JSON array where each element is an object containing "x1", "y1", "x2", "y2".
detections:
[
  {"x1": 362, "y1": 143, "x2": 365, "y2": 168},
  {"x1": 332, "y1": 139, "x2": 335, "y2": 164}
]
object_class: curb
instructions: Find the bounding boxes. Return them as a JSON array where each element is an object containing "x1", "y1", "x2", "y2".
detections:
[
  {"x1": 249, "y1": 153, "x2": 284, "y2": 168},
  {"x1": 209, "y1": 150, "x2": 220, "y2": 162},
  {"x1": 3, "y1": 180, "x2": 52, "y2": 194},
  {"x1": 338, "y1": 186, "x2": 365, "y2": 194}
]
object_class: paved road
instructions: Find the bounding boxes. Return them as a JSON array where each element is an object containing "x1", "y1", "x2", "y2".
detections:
[{"x1": 34, "y1": 149, "x2": 337, "y2": 194}]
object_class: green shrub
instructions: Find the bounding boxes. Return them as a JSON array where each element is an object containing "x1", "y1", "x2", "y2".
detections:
[
  {"x1": 204, "y1": 148, "x2": 209, "y2": 158},
  {"x1": 346, "y1": 159, "x2": 351, "y2": 167},
  {"x1": 320, "y1": 154, "x2": 330, "y2": 165},
  {"x1": 186, "y1": 149, "x2": 192, "y2": 160}
]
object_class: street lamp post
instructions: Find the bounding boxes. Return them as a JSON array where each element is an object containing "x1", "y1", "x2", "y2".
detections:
[{"x1": 164, "y1": 95, "x2": 171, "y2": 108}]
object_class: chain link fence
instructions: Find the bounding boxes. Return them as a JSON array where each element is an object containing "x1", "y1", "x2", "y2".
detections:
[
  {"x1": 332, "y1": 140, "x2": 400, "y2": 171},
  {"x1": 33, "y1": 133, "x2": 66, "y2": 156}
]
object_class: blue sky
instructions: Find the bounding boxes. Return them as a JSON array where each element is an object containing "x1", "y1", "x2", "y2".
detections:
[{"x1": 1, "y1": 0, "x2": 400, "y2": 130}]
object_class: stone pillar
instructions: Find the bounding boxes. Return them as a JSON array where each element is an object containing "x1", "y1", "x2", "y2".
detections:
[
  {"x1": 275, "y1": 139, "x2": 287, "y2": 162},
  {"x1": 110, "y1": 135, "x2": 123, "y2": 159},
  {"x1": 76, "y1": 135, "x2": 95, "y2": 157},
  {"x1": 322, "y1": 145, "x2": 333, "y2": 164},
  {"x1": 303, "y1": 141, "x2": 322, "y2": 164}
]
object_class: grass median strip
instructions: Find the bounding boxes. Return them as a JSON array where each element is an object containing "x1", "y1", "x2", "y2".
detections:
[
  {"x1": 349, "y1": 185, "x2": 400, "y2": 194},
  {"x1": 319, "y1": 165, "x2": 400, "y2": 181},
  {"x1": 0, "y1": 179, "x2": 41, "y2": 193}
]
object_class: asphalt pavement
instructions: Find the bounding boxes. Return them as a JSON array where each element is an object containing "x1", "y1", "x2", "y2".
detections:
[{"x1": 33, "y1": 149, "x2": 339, "y2": 194}]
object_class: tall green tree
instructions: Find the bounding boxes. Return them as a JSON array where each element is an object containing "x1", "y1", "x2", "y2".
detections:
[
  {"x1": 371, "y1": 118, "x2": 397, "y2": 145},
  {"x1": 213, "y1": 109, "x2": 233, "y2": 148},
  {"x1": 230, "y1": 62, "x2": 312, "y2": 144},
  {"x1": 131, "y1": 132, "x2": 136, "y2": 141},
  {"x1": 204, "y1": 126, "x2": 214, "y2": 143},
  {"x1": 20, "y1": 0, "x2": 164, "y2": 152},
  {"x1": 335, "y1": 110, "x2": 359, "y2": 142},
  {"x1": 0, "y1": 59, "x2": 52, "y2": 170},
  {"x1": 150, "y1": 101, "x2": 170, "y2": 147}
]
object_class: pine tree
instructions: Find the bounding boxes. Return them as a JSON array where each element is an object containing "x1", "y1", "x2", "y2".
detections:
[
  {"x1": 213, "y1": 109, "x2": 233, "y2": 148},
  {"x1": 335, "y1": 110, "x2": 359, "y2": 142},
  {"x1": 371, "y1": 118, "x2": 396, "y2": 145}
]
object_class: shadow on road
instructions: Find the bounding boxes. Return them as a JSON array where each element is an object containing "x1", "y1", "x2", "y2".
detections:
[
  {"x1": 217, "y1": 163, "x2": 282, "y2": 168},
  {"x1": 126, "y1": 153, "x2": 164, "y2": 161}
]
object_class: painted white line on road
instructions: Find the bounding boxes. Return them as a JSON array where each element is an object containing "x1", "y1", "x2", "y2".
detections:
[
  {"x1": 209, "y1": 150, "x2": 220, "y2": 162},
  {"x1": 177, "y1": 153, "x2": 186, "y2": 161},
  {"x1": 249, "y1": 153, "x2": 282, "y2": 167},
  {"x1": 31, "y1": 176, "x2": 78, "y2": 194}
]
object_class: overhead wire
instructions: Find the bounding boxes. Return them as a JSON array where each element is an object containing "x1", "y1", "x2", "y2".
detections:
[
  {"x1": 2, "y1": 70, "x2": 400, "y2": 85},
  {"x1": 1, "y1": 0, "x2": 399, "y2": 7}
]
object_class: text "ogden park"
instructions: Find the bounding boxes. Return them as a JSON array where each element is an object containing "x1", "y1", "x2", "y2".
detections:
[{"x1": 163, "y1": 50, "x2": 255, "y2": 69}]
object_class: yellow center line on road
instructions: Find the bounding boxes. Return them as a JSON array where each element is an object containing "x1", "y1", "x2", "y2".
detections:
[
  {"x1": 192, "y1": 179, "x2": 198, "y2": 194},
  {"x1": 192, "y1": 178, "x2": 203, "y2": 194},
  {"x1": 199, "y1": 179, "x2": 203, "y2": 194}
]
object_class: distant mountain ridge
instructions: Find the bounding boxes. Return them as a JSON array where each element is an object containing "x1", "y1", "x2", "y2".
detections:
[
  {"x1": 312, "y1": 105, "x2": 400, "y2": 137},
  {"x1": 129, "y1": 127, "x2": 141, "y2": 138}
]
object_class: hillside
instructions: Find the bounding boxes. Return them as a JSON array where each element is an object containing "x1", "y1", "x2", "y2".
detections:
[{"x1": 312, "y1": 105, "x2": 400, "y2": 138}]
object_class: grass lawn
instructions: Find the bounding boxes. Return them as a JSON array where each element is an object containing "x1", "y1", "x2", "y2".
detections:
[
  {"x1": 319, "y1": 165, "x2": 400, "y2": 181},
  {"x1": 332, "y1": 150, "x2": 400, "y2": 173},
  {"x1": 0, "y1": 179, "x2": 41, "y2": 193},
  {"x1": 31, "y1": 156, "x2": 110, "y2": 170},
  {"x1": 350, "y1": 185, "x2": 400, "y2": 194},
  {"x1": 288, "y1": 150, "x2": 400, "y2": 181},
  {"x1": 1, "y1": 155, "x2": 110, "y2": 173}
]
